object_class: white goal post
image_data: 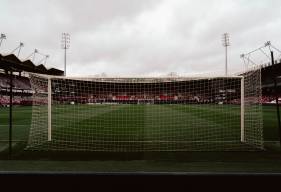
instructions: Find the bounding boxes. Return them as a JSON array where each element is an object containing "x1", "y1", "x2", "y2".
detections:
[
  {"x1": 48, "y1": 77, "x2": 52, "y2": 141},
  {"x1": 240, "y1": 77, "x2": 245, "y2": 143},
  {"x1": 27, "y1": 69, "x2": 263, "y2": 152}
]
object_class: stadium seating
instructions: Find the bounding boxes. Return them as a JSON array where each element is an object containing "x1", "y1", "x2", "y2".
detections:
[
  {"x1": 0, "y1": 73, "x2": 31, "y2": 90},
  {"x1": 0, "y1": 73, "x2": 32, "y2": 106},
  {"x1": 1, "y1": 60, "x2": 281, "y2": 107}
]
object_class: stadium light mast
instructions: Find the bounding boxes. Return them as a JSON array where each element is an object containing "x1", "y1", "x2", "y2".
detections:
[
  {"x1": 35, "y1": 50, "x2": 50, "y2": 65},
  {"x1": 39, "y1": 54, "x2": 49, "y2": 65},
  {"x1": 222, "y1": 33, "x2": 230, "y2": 76},
  {"x1": 61, "y1": 33, "x2": 70, "y2": 76},
  {"x1": 25, "y1": 49, "x2": 38, "y2": 62},
  {"x1": 0, "y1": 33, "x2": 7, "y2": 48},
  {"x1": 11, "y1": 42, "x2": 24, "y2": 57}
]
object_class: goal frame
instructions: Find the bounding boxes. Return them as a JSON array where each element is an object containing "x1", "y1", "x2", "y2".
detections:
[{"x1": 46, "y1": 75, "x2": 246, "y2": 143}]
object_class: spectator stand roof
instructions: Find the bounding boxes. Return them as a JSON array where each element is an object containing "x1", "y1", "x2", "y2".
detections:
[{"x1": 0, "y1": 53, "x2": 64, "y2": 76}]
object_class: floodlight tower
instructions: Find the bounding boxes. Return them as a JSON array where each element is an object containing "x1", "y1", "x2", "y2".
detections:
[
  {"x1": 25, "y1": 49, "x2": 39, "y2": 62},
  {"x1": 11, "y1": 42, "x2": 24, "y2": 57},
  {"x1": 43, "y1": 55, "x2": 50, "y2": 65},
  {"x1": 37, "y1": 54, "x2": 50, "y2": 65},
  {"x1": 61, "y1": 33, "x2": 70, "y2": 76},
  {"x1": 0, "y1": 33, "x2": 7, "y2": 48},
  {"x1": 222, "y1": 33, "x2": 230, "y2": 76}
]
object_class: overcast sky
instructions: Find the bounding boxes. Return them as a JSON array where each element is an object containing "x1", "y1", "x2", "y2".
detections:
[{"x1": 1, "y1": 0, "x2": 281, "y2": 77}]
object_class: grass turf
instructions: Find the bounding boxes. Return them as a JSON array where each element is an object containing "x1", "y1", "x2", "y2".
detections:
[
  {"x1": 27, "y1": 103, "x2": 252, "y2": 151},
  {"x1": 0, "y1": 104, "x2": 280, "y2": 173},
  {"x1": 0, "y1": 104, "x2": 275, "y2": 151}
]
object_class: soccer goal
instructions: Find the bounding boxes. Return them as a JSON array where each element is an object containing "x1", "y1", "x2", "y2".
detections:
[{"x1": 26, "y1": 69, "x2": 263, "y2": 151}]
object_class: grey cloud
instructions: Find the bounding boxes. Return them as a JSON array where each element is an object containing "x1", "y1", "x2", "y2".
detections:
[{"x1": 1, "y1": 0, "x2": 281, "y2": 76}]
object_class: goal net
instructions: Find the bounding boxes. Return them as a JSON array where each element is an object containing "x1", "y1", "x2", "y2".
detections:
[{"x1": 26, "y1": 69, "x2": 263, "y2": 151}]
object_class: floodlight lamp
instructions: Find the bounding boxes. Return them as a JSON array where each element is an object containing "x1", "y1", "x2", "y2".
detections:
[
  {"x1": 265, "y1": 41, "x2": 271, "y2": 47},
  {"x1": 1, "y1": 33, "x2": 6, "y2": 39},
  {"x1": 222, "y1": 33, "x2": 230, "y2": 47}
]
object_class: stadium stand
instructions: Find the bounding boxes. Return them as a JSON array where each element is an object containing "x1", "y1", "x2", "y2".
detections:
[
  {"x1": 1, "y1": 51, "x2": 281, "y2": 106},
  {"x1": 260, "y1": 60, "x2": 281, "y2": 104},
  {"x1": 0, "y1": 53, "x2": 63, "y2": 106}
]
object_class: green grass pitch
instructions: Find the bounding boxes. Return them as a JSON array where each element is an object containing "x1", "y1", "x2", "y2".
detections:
[
  {"x1": 0, "y1": 104, "x2": 277, "y2": 152},
  {"x1": 47, "y1": 104, "x2": 243, "y2": 151},
  {"x1": 0, "y1": 104, "x2": 280, "y2": 173},
  {"x1": 51, "y1": 104, "x2": 241, "y2": 141}
]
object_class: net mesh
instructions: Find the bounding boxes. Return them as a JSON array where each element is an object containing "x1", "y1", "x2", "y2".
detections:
[{"x1": 26, "y1": 69, "x2": 263, "y2": 151}]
